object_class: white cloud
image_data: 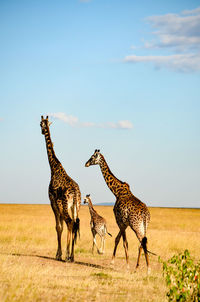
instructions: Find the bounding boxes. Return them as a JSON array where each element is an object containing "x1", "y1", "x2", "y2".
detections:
[
  {"x1": 108, "y1": 120, "x2": 133, "y2": 129},
  {"x1": 81, "y1": 121, "x2": 96, "y2": 128},
  {"x1": 179, "y1": 7, "x2": 200, "y2": 16},
  {"x1": 144, "y1": 34, "x2": 200, "y2": 52},
  {"x1": 118, "y1": 120, "x2": 133, "y2": 129},
  {"x1": 48, "y1": 112, "x2": 133, "y2": 130},
  {"x1": 49, "y1": 112, "x2": 78, "y2": 127},
  {"x1": 146, "y1": 11, "x2": 200, "y2": 51},
  {"x1": 124, "y1": 53, "x2": 200, "y2": 73},
  {"x1": 124, "y1": 7, "x2": 200, "y2": 72}
]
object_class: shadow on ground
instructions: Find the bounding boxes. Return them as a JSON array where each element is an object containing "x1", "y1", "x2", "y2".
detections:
[{"x1": 4, "y1": 252, "x2": 110, "y2": 270}]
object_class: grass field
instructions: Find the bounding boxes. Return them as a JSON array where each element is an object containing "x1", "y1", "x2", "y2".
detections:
[{"x1": 0, "y1": 204, "x2": 199, "y2": 302}]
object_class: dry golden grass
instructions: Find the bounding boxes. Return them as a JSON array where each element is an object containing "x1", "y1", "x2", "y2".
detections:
[{"x1": 0, "y1": 204, "x2": 199, "y2": 302}]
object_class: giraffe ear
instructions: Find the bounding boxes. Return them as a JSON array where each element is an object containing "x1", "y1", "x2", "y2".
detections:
[{"x1": 49, "y1": 121, "x2": 52, "y2": 126}]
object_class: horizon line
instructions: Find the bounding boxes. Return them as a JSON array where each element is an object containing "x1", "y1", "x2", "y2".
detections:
[{"x1": 0, "y1": 202, "x2": 199, "y2": 210}]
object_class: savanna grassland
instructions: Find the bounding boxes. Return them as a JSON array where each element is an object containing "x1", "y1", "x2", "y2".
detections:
[{"x1": 0, "y1": 204, "x2": 199, "y2": 302}]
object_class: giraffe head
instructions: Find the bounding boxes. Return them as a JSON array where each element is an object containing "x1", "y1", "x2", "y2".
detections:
[
  {"x1": 83, "y1": 194, "x2": 91, "y2": 204},
  {"x1": 40, "y1": 116, "x2": 52, "y2": 135},
  {"x1": 85, "y1": 150, "x2": 101, "y2": 167}
]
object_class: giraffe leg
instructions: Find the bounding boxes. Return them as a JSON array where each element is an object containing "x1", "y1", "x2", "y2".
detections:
[
  {"x1": 66, "y1": 223, "x2": 72, "y2": 261},
  {"x1": 111, "y1": 230, "x2": 122, "y2": 265},
  {"x1": 70, "y1": 224, "x2": 76, "y2": 262},
  {"x1": 92, "y1": 237, "x2": 95, "y2": 254},
  {"x1": 102, "y1": 225, "x2": 107, "y2": 254},
  {"x1": 135, "y1": 245, "x2": 142, "y2": 271},
  {"x1": 91, "y1": 229, "x2": 98, "y2": 253},
  {"x1": 70, "y1": 205, "x2": 77, "y2": 261},
  {"x1": 93, "y1": 233, "x2": 100, "y2": 254},
  {"x1": 63, "y1": 208, "x2": 74, "y2": 262},
  {"x1": 91, "y1": 228, "x2": 95, "y2": 253},
  {"x1": 69, "y1": 212, "x2": 80, "y2": 262},
  {"x1": 102, "y1": 236, "x2": 105, "y2": 254},
  {"x1": 99, "y1": 236, "x2": 103, "y2": 254},
  {"x1": 135, "y1": 235, "x2": 150, "y2": 274},
  {"x1": 142, "y1": 237, "x2": 150, "y2": 274},
  {"x1": 99, "y1": 235, "x2": 105, "y2": 254},
  {"x1": 51, "y1": 201, "x2": 63, "y2": 261},
  {"x1": 129, "y1": 222, "x2": 150, "y2": 273},
  {"x1": 55, "y1": 216, "x2": 63, "y2": 260},
  {"x1": 144, "y1": 251, "x2": 150, "y2": 275},
  {"x1": 122, "y1": 231, "x2": 129, "y2": 270}
]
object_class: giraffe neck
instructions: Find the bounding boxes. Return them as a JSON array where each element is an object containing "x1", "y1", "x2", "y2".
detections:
[
  {"x1": 99, "y1": 154, "x2": 125, "y2": 198},
  {"x1": 43, "y1": 127, "x2": 60, "y2": 171},
  {"x1": 88, "y1": 199, "x2": 97, "y2": 218}
]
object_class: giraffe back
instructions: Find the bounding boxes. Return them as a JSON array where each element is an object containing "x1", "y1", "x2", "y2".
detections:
[
  {"x1": 114, "y1": 192, "x2": 150, "y2": 232},
  {"x1": 49, "y1": 160, "x2": 81, "y2": 219}
]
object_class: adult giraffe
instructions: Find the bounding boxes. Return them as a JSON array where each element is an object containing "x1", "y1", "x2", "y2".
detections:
[
  {"x1": 40, "y1": 115, "x2": 81, "y2": 262},
  {"x1": 85, "y1": 149, "x2": 151, "y2": 273}
]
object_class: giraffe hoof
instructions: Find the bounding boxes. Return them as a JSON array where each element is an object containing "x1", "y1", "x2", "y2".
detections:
[
  {"x1": 66, "y1": 256, "x2": 74, "y2": 263},
  {"x1": 56, "y1": 254, "x2": 62, "y2": 261},
  {"x1": 147, "y1": 267, "x2": 151, "y2": 275},
  {"x1": 110, "y1": 259, "x2": 114, "y2": 265}
]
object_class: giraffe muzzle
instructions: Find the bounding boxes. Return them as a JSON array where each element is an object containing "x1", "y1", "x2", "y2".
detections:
[{"x1": 85, "y1": 161, "x2": 90, "y2": 167}]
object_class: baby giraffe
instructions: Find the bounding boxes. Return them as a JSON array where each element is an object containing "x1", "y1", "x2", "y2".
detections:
[{"x1": 84, "y1": 194, "x2": 112, "y2": 254}]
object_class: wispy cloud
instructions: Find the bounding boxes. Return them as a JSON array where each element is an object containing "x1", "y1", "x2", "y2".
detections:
[
  {"x1": 49, "y1": 112, "x2": 78, "y2": 127},
  {"x1": 146, "y1": 7, "x2": 200, "y2": 52},
  {"x1": 124, "y1": 53, "x2": 200, "y2": 73},
  {"x1": 48, "y1": 112, "x2": 133, "y2": 130},
  {"x1": 124, "y1": 7, "x2": 200, "y2": 72}
]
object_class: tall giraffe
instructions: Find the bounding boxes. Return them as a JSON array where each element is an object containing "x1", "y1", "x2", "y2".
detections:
[
  {"x1": 84, "y1": 194, "x2": 112, "y2": 254},
  {"x1": 40, "y1": 115, "x2": 81, "y2": 262},
  {"x1": 85, "y1": 149, "x2": 151, "y2": 272}
]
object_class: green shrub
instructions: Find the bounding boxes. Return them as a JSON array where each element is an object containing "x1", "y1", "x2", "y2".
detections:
[{"x1": 159, "y1": 250, "x2": 200, "y2": 301}]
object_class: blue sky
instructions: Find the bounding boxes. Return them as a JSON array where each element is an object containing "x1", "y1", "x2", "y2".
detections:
[{"x1": 0, "y1": 0, "x2": 199, "y2": 207}]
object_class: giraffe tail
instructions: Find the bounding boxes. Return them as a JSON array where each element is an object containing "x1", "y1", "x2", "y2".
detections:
[
  {"x1": 73, "y1": 217, "x2": 80, "y2": 244},
  {"x1": 141, "y1": 237, "x2": 157, "y2": 256},
  {"x1": 105, "y1": 225, "x2": 112, "y2": 237},
  {"x1": 142, "y1": 215, "x2": 156, "y2": 256}
]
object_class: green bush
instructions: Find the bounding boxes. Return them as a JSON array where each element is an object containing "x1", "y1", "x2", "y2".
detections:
[{"x1": 159, "y1": 250, "x2": 200, "y2": 301}]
